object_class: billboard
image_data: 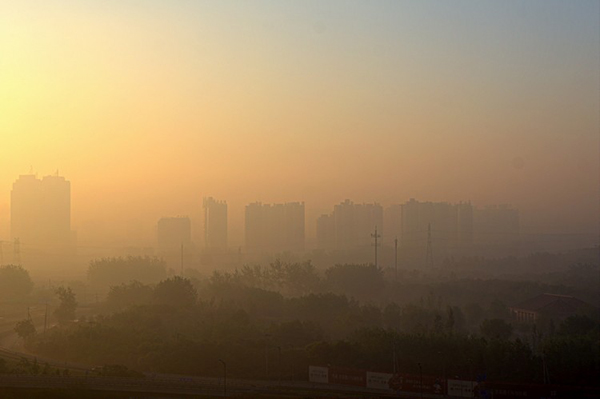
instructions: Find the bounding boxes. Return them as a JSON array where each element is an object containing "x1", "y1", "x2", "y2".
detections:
[
  {"x1": 328, "y1": 366, "x2": 366, "y2": 387},
  {"x1": 389, "y1": 373, "x2": 445, "y2": 395},
  {"x1": 308, "y1": 366, "x2": 328, "y2": 384},
  {"x1": 447, "y1": 379, "x2": 477, "y2": 398},
  {"x1": 366, "y1": 371, "x2": 393, "y2": 390}
]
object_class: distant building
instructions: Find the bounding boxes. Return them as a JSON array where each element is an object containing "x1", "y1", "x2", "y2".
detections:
[
  {"x1": 510, "y1": 293, "x2": 594, "y2": 323},
  {"x1": 245, "y1": 202, "x2": 305, "y2": 253},
  {"x1": 384, "y1": 204, "x2": 402, "y2": 246},
  {"x1": 11, "y1": 174, "x2": 73, "y2": 249},
  {"x1": 157, "y1": 217, "x2": 191, "y2": 251},
  {"x1": 398, "y1": 199, "x2": 474, "y2": 263},
  {"x1": 317, "y1": 200, "x2": 383, "y2": 251},
  {"x1": 203, "y1": 197, "x2": 227, "y2": 249}
]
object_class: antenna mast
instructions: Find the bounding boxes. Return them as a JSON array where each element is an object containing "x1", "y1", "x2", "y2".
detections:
[
  {"x1": 371, "y1": 226, "x2": 380, "y2": 267},
  {"x1": 425, "y1": 224, "x2": 434, "y2": 268}
]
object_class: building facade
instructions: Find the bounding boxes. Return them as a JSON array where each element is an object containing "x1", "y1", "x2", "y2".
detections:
[
  {"x1": 397, "y1": 199, "x2": 474, "y2": 264},
  {"x1": 316, "y1": 200, "x2": 383, "y2": 251},
  {"x1": 11, "y1": 174, "x2": 73, "y2": 250},
  {"x1": 203, "y1": 197, "x2": 227, "y2": 249}
]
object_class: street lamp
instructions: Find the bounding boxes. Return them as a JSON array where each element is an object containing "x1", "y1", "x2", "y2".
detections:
[
  {"x1": 219, "y1": 359, "x2": 227, "y2": 396},
  {"x1": 418, "y1": 362, "x2": 423, "y2": 399},
  {"x1": 264, "y1": 333, "x2": 271, "y2": 379},
  {"x1": 277, "y1": 346, "x2": 282, "y2": 385}
]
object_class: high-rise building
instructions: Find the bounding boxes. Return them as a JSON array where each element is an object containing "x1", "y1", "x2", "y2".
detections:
[
  {"x1": 11, "y1": 174, "x2": 73, "y2": 249},
  {"x1": 399, "y1": 199, "x2": 474, "y2": 263},
  {"x1": 203, "y1": 197, "x2": 227, "y2": 249},
  {"x1": 317, "y1": 200, "x2": 383, "y2": 251},
  {"x1": 157, "y1": 217, "x2": 191, "y2": 251},
  {"x1": 245, "y1": 202, "x2": 305, "y2": 253},
  {"x1": 384, "y1": 204, "x2": 402, "y2": 245}
]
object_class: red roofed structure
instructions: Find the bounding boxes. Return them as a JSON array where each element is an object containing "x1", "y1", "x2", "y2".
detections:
[{"x1": 509, "y1": 293, "x2": 593, "y2": 323}]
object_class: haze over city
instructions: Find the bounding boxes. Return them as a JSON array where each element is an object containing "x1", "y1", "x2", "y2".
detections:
[
  {"x1": 1, "y1": 1, "x2": 598, "y2": 249},
  {"x1": 0, "y1": 2, "x2": 599, "y2": 398}
]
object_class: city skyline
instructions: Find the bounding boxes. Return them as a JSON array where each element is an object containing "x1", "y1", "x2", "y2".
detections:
[
  {"x1": 10, "y1": 173, "x2": 74, "y2": 250},
  {"x1": 6, "y1": 172, "x2": 592, "y2": 259},
  {"x1": 0, "y1": 1, "x2": 598, "y2": 249}
]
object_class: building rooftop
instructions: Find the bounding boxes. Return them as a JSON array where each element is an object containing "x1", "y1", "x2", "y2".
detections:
[{"x1": 510, "y1": 293, "x2": 591, "y2": 313}]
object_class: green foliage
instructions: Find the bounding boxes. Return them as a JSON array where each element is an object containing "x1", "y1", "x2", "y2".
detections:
[
  {"x1": 0, "y1": 265, "x2": 34, "y2": 301},
  {"x1": 210, "y1": 260, "x2": 320, "y2": 296},
  {"x1": 543, "y1": 335, "x2": 600, "y2": 385},
  {"x1": 88, "y1": 256, "x2": 167, "y2": 289},
  {"x1": 105, "y1": 281, "x2": 153, "y2": 311},
  {"x1": 54, "y1": 286, "x2": 77, "y2": 324},
  {"x1": 14, "y1": 319, "x2": 36, "y2": 339},
  {"x1": 153, "y1": 276, "x2": 197, "y2": 308},
  {"x1": 324, "y1": 264, "x2": 384, "y2": 301},
  {"x1": 480, "y1": 318, "x2": 513, "y2": 340},
  {"x1": 558, "y1": 314, "x2": 599, "y2": 336},
  {"x1": 26, "y1": 255, "x2": 600, "y2": 387}
]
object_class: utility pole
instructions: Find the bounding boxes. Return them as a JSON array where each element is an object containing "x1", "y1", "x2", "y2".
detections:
[
  {"x1": 371, "y1": 226, "x2": 380, "y2": 267},
  {"x1": 219, "y1": 359, "x2": 227, "y2": 396},
  {"x1": 264, "y1": 333, "x2": 272, "y2": 379},
  {"x1": 392, "y1": 342, "x2": 397, "y2": 374},
  {"x1": 13, "y1": 238, "x2": 21, "y2": 265},
  {"x1": 180, "y1": 243, "x2": 184, "y2": 277},
  {"x1": 419, "y1": 362, "x2": 423, "y2": 399},
  {"x1": 425, "y1": 224, "x2": 434, "y2": 268},
  {"x1": 44, "y1": 303, "x2": 48, "y2": 334},
  {"x1": 277, "y1": 346, "x2": 282, "y2": 386},
  {"x1": 394, "y1": 237, "x2": 398, "y2": 281}
]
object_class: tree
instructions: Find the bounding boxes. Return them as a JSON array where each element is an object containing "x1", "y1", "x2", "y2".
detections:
[
  {"x1": 0, "y1": 264, "x2": 34, "y2": 301},
  {"x1": 558, "y1": 315, "x2": 598, "y2": 336},
  {"x1": 88, "y1": 256, "x2": 167, "y2": 290},
  {"x1": 14, "y1": 319, "x2": 36, "y2": 339},
  {"x1": 106, "y1": 280, "x2": 154, "y2": 311},
  {"x1": 153, "y1": 276, "x2": 197, "y2": 308},
  {"x1": 480, "y1": 318, "x2": 513, "y2": 340},
  {"x1": 324, "y1": 264, "x2": 384, "y2": 301},
  {"x1": 54, "y1": 287, "x2": 77, "y2": 324}
]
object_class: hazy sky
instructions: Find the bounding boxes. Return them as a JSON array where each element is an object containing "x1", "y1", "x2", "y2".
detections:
[{"x1": 1, "y1": 0, "x2": 598, "y2": 246}]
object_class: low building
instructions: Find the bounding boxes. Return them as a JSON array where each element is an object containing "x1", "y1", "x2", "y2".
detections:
[{"x1": 510, "y1": 293, "x2": 593, "y2": 323}]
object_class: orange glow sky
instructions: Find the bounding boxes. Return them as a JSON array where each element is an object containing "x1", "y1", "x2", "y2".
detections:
[{"x1": 1, "y1": 1, "x2": 598, "y2": 247}]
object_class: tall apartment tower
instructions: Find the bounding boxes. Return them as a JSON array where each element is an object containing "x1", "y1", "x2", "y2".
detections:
[
  {"x1": 203, "y1": 197, "x2": 228, "y2": 249},
  {"x1": 317, "y1": 200, "x2": 383, "y2": 251},
  {"x1": 11, "y1": 174, "x2": 73, "y2": 249},
  {"x1": 245, "y1": 202, "x2": 305, "y2": 253},
  {"x1": 399, "y1": 199, "x2": 474, "y2": 263}
]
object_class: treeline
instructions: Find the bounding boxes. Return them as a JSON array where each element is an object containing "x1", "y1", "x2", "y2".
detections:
[
  {"x1": 4, "y1": 256, "x2": 599, "y2": 387},
  {"x1": 27, "y1": 272, "x2": 600, "y2": 386}
]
